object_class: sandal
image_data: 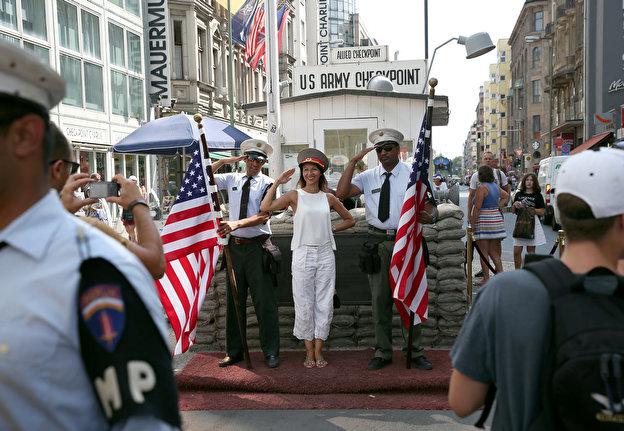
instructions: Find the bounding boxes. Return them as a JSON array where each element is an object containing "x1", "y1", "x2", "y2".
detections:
[
  {"x1": 315, "y1": 357, "x2": 328, "y2": 368},
  {"x1": 303, "y1": 357, "x2": 315, "y2": 368}
]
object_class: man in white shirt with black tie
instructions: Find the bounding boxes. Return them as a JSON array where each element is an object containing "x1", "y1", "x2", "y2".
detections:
[
  {"x1": 212, "y1": 140, "x2": 280, "y2": 369},
  {"x1": 336, "y1": 128, "x2": 435, "y2": 371}
]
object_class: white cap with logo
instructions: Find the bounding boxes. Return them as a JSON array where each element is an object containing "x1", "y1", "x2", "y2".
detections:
[
  {"x1": 556, "y1": 147, "x2": 624, "y2": 218},
  {"x1": 0, "y1": 39, "x2": 65, "y2": 109}
]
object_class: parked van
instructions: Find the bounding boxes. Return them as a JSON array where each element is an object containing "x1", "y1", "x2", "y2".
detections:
[{"x1": 537, "y1": 156, "x2": 569, "y2": 227}]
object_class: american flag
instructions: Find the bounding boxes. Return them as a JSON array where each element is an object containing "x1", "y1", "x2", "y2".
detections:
[
  {"x1": 246, "y1": 2, "x2": 289, "y2": 69},
  {"x1": 389, "y1": 114, "x2": 432, "y2": 328},
  {"x1": 245, "y1": 1, "x2": 265, "y2": 65},
  {"x1": 155, "y1": 144, "x2": 222, "y2": 354}
]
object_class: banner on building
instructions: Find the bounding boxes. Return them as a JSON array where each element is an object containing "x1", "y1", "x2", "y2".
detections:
[
  {"x1": 584, "y1": 0, "x2": 624, "y2": 139},
  {"x1": 293, "y1": 60, "x2": 427, "y2": 96},
  {"x1": 144, "y1": 0, "x2": 172, "y2": 107},
  {"x1": 330, "y1": 45, "x2": 388, "y2": 64}
]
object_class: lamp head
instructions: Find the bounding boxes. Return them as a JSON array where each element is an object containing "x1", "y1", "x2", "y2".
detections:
[
  {"x1": 457, "y1": 32, "x2": 495, "y2": 59},
  {"x1": 367, "y1": 75, "x2": 394, "y2": 92}
]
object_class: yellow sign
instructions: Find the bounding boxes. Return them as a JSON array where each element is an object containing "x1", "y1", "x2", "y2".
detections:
[{"x1": 214, "y1": 0, "x2": 247, "y2": 13}]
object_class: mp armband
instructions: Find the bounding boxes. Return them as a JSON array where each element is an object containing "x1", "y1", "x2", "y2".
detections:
[{"x1": 77, "y1": 257, "x2": 180, "y2": 428}]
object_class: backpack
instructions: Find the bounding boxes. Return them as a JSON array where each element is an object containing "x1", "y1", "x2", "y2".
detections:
[{"x1": 476, "y1": 257, "x2": 624, "y2": 429}]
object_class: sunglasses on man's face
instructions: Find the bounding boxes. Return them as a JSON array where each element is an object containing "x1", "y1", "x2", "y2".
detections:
[
  {"x1": 49, "y1": 159, "x2": 80, "y2": 174},
  {"x1": 246, "y1": 155, "x2": 267, "y2": 163},
  {"x1": 375, "y1": 144, "x2": 398, "y2": 153}
]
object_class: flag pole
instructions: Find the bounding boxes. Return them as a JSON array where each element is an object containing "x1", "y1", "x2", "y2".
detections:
[
  {"x1": 405, "y1": 77, "x2": 437, "y2": 369},
  {"x1": 193, "y1": 114, "x2": 253, "y2": 370},
  {"x1": 265, "y1": 0, "x2": 283, "y2": 179},
  {"x1": 227, "y1": 0, "x2": 236, "y2": 126}
]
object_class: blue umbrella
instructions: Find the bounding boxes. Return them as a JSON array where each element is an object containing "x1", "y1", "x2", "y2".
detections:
[{"x1": 112, "y1": 114, "x2": 252, "y2": 155}]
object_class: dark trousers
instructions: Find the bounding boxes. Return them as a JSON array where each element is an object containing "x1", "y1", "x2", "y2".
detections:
[
  {"x1": 226, "y1": 240, "x2": 280, "y2": 358},
  {"x1": 367, "y1": 237, "x2": 423, "y2": 360}
]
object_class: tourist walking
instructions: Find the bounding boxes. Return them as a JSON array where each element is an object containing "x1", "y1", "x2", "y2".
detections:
[{"x1": 512, "y1": 173, "x2": 546, "y2": 269}]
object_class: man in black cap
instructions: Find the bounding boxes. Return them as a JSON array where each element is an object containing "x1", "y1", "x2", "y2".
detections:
[
  {"x1": 212, "y1": 139, "x2": 280, "y2": 368},
  {"x1": 336, "y1": 128, "x2": 436, "y2": 371}
]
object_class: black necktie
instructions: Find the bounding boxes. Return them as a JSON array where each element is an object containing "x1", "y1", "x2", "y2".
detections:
[
  {"x1": 378, "y1": 172, "x2": 391, "y2": 222},
  {"x1": 238, "y1": 176, "x2": 251, "y2": 220}
]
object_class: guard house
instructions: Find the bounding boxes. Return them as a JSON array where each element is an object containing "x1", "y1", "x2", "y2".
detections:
[{"x1": 243, "y1": 88, "x2": 449, "y2": 190}]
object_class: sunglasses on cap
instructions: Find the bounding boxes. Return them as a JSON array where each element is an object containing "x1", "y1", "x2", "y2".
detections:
[
  {"x1": 375, "y1": 143, "x2": 398, "y2": 153},
  {"x1": 49, "y1": 159, "x2": 80, "y2": 174}
]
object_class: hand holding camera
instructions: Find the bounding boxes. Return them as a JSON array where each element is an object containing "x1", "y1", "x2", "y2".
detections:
[
  {"x1": 106, "y1": 175, "x2": 143, "y2": 209},
  {"x1": 61, "y1": 173, "x2": 99, "y2": 214}
]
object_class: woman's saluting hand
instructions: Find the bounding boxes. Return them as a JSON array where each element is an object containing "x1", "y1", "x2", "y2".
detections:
[{"x1": 276, "y1": 168, "x2": 296, "y2": 185}]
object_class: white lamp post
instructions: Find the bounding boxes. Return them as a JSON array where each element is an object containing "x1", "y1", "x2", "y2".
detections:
[{"x1": 423, "y1": 32, "x2": 496, "y2": 92}]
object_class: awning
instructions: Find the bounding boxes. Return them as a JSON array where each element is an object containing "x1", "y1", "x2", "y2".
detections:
[{"x1": 571, "y1": 131, "x2": 613, "y2": 155}]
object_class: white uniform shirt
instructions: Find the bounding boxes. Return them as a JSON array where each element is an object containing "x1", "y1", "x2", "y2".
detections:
[
  {"x1": 469, "y1": 169, "x2": 508, "y2": 190},
  {"x1": 0, "y1": 191, "x2": 174, "y2": 431},
  {"x1": 215, "y1": 172, "x2": 273, "y2": 238},
  {"x1": 433, "y1": 182, "x2": 449, "y2": 192},
  {"x1": 352, "y1": 162, "x2": 411, "y2": 230}
]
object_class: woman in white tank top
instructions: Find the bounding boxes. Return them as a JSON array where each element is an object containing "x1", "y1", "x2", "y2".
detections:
[{"x1": 261, "y1": 149, "x2": 355, "y2": 368}]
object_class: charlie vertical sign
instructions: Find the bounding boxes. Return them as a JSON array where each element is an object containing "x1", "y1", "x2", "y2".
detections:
[
  {"x1": 144, "y1": 0, "x2": 171, "y2": 107},
  {"x1": 317, "y1": 0, "x2": 329, "y2": 65}
]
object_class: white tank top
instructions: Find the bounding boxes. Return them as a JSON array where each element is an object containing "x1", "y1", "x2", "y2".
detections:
[{"x1": 291, "y1": 189, "x2": 336, "y2": 250}]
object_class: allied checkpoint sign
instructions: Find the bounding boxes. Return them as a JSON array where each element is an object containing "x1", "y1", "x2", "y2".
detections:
[
  {"x1": 330, "y1": 45, "x2": 388, "y2": 64},
  {"x1": 293, "y1": 60, "x2": 428, "y2": 96}
]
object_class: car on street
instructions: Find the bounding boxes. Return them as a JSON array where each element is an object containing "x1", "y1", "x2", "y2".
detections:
[{"x1": 537, "y1": 156, "x2": 569, "y2": 228}]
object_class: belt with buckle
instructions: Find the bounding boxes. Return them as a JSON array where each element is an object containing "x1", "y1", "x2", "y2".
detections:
[
  {"x1": 368, "y1": 225, "x2": 397, "y2": 240},
  {"x1": 231, "y1": 235, "x2": 269, "y2": 245}
]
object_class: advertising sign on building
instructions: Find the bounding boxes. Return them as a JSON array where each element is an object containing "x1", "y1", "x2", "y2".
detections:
[
  {"x1": 330, "y1": 45, "x2": 388, "y2": 64},
  {"x1": 584, "y1": 0, "x2": 624, "y2": 138},
  {"x1": 317, "y1": 0, "x2": 330, "y2": 65},
  {"x1": 144, "y1": 0, "x2": 172, "y2": 107},
  {"x1": 293, "y1": 60, "x2": 427, "y2": 96}
]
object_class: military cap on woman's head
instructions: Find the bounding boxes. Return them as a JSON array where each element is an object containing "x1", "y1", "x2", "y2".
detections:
[{"x1": 297, "y1": 148, "x2": 330, "y2": 172}]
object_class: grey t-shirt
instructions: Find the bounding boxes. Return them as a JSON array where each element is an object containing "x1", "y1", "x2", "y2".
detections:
[{"x1": 450, "y1": 270, "x2": 551, "y2": 431}]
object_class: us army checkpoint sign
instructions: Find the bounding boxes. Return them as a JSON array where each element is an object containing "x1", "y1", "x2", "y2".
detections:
[{"x1": 293, "y1": 60, "x2": 428, "y2": 96}]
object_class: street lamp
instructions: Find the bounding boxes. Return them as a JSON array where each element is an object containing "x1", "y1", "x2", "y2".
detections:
[
  {"x1": 367, "y1": 75, "x2": 395, "y2": 92},
  {"x1": 423, "y1": 32, "x2": 496, "y2": 90}
]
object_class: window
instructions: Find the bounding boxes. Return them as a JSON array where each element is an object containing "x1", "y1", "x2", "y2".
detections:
[
  {"x1": 109, "y1": 23, "x2": 124, "y2": 66},
  {"x1": 24, "y1": 40, "x2": 49, "y2": 63},
  {"x1": 534, "y1": 11, "x2": 544, "y2": 32},
  {"x1": 532, "y1": 79, "x2": 541, "y2": 103},
  {"x1": 501, "y1": 94, "x2": 506, "y2": 99},
  {"x1": 532, "y1": 115, "x2": 541, "y2": 135},
  {"x1": 173, "y1": 20, "x2": 183, "y2": 79},
  {"x1": 197, "y1": 27, "x2": 205, "y2": 81},
  {"x1": 0, "y1": 0, "x2": 17, "y2": 29},
  {"x1": 500, "y1": 75, "x2": 505, "y2": 81},
  {"x1": 60, "y1": 54, "x2": 82, "y2": 106},
  {"x1": 58, "y1": 0, "x2": 78, "y2": 51},
  {"x1": 108, "y1": 0, "x2": 139, "y2": 16},
  {"x1": 499, "y1": 50, "x2": 506, "y2": 63},
  {"x1": 501, "y1": 131, "x2": 507, "y2": 136},
  {"x1": 492, "y1": 138, "x2": 497, "y2": 144},
  {"x1": 500, "y1": 112, "x2": 506, "y2": 118},
  {"x1": 111, "y1": 70, "x2": 127, "y2": 116},
  {"x1": 21, "y1": 0, "x2": 46, "y2": 39},
  {"x1": 81, "y1": 11, "x2": 100, "y2": 59},
  {"x1": 129, "y1": 77, "x2": 143, "y2": 119},
  {"x1": 84, "y1": 62, "x2": 103, "y2": 110},
  {"x1": 532, "y1": 46, "x2": 541, "y2": 68},
  {"x1": 127, "y1": 31, "x2": 141, "y2": 72}
]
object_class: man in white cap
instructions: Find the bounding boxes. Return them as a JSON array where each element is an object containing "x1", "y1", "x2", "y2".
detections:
[
  {"x1": 449, "y1": 148, "x2": 624, "y2": 429},
  {"x1": 432, "y1": 173, "x2": 449, "y2": 193},
  {"x1": 211, "y1": 139, "x2": 280, "y2": 368},
  {"x1": 336, "y1": 128, "x2": 436, "y2": 371},
  {"x1": 0, "y1": 40, "x2": 180, "y2": 430}
]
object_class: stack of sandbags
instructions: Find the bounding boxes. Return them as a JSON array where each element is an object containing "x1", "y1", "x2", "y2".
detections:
[{"x1": 430, "y1": 203, "x2": 467, "y2": 347}]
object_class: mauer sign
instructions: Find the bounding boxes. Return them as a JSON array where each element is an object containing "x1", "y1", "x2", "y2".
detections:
[
  {"x1": 144, "y1": 0, "x2": 171, "y2": 107},
  {"x1": 293, "y1": 60, "x2": 427, "y2": 96},
  {"x1": 330, "y1": 45, "x2": 388, "y2": 64}
]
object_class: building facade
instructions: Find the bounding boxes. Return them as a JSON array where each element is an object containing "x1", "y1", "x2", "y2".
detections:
[
  {"x1": 1, "y1": 0, "x2": 152, "y2": 186},
  {"x1": 482, "y1": 39, "x2": 511, "y2": 167},
  {"x1": 508, "y1": 0, "x2": 551, "y2": 172}
]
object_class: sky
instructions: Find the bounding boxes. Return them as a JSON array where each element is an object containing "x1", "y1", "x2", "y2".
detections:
[{"x1": 357, "y1": 0, "x2": 526, "y2": 158}]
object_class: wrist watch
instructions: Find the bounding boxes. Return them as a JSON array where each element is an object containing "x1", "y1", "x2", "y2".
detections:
[{"x1": 127, "y1": 198, "x2": 149, "y2": 213}]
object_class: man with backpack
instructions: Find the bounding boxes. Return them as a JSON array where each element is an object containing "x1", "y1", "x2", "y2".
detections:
[{"x1": 448, "y1": 147, "x2": 624, "y2": 430}]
